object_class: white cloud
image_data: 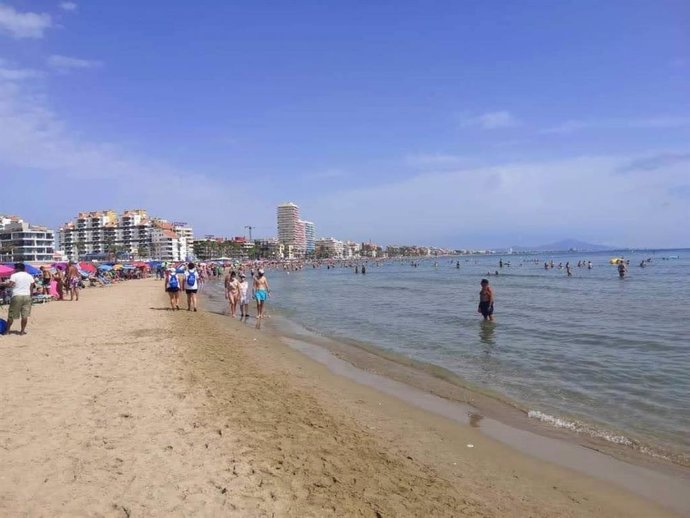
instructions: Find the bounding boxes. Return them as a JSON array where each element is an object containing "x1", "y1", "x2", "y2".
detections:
[
  {"x1": 404, "y1": 153, "x2": 467, "y2": 167},
  {"x1": 0, "y1": 70, "x2": 269, "y2": 237},
  {"x1": 60, "y1": 2, "x2": 78, "y2": 11},
  {"x1": 310, "y1": 153, "x2": 690, "y2": 248},
  {"x1": 0, "y1": 3, "x2": 52, "y2": 39},
  {"x1": 48, "y1": 54, "x2": 102, "y2": 71},
  {"x1": 0, "y1": 66, "x2": 41, "y2": 81},
  {"x1": 543, "y1": 116, "x2": 690, "y2": 134},
  {"x1": 460, "y1": 111, "x2": 520, "y2": 130}
]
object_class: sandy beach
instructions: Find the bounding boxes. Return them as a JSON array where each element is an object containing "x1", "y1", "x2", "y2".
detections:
[{"x1": 0, "y1": 279, "x2": 686, "y2": 517}]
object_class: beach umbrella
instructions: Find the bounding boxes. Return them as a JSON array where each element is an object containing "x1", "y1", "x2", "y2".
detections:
[
  {"x1": 1, "y1": 263, "x2": 39, "y2": 275},
  {"x1": 51, "y1": 262, "x2": 67, "y2": 271},
  {"x1": 98, "y1": 264, "x2": 113, "y2": 271},
  {"x1": 112, "y1": 264, "x2": 123, "y2": 271},
  {"x1": 0, "y1": 264, "x2": 13, "y2": 277},
  {"x1": 79, "y1": 262, "x2": 96, "y2": 273},
  {"x1": 24, "y1": 264, "x2": 41, "y2": 275}
]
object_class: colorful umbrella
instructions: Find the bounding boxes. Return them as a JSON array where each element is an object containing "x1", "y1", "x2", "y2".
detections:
[
  {"x1": 79, "y1": 262, "x2": 97, "y2": 273},
  {"x1": 0, "y1": 264, "x2": 13, "y2": 277}
]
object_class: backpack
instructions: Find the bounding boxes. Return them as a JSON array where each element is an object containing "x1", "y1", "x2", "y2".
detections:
[
  {"x1": 186, "y1": 271, "x2": 196, "y2": 287},
  {"x1": 168, "y1": 273, "x2": 179, "y2": 289}
]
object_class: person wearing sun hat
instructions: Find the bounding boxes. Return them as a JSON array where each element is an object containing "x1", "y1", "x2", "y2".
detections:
[{"x1": 238, "y1": 272, "x2": 251, "y2": 318}]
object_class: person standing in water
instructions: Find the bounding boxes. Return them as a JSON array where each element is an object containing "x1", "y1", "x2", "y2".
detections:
[
  {"x1": 478, "y1": 278, "x2": 494, "y2": 321},
  {"x1": 253, "y1": 268, "x2": 270, "y2": 319},
  {"x1": 618, "y1": 260, "x2": 627, "y2": 278}
]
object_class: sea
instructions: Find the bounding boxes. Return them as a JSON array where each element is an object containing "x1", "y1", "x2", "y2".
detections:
[{"x1": 211, "y1": 249, "x2": 690, "y2": 465}]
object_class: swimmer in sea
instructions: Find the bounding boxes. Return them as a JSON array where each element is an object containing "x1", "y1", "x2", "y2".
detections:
[
  {"x1": 618, "y1": 260, "x2": 627, "y2": 278},
  {"x1": 478, "y1": 278, "x2": 494, "y2": 321}
]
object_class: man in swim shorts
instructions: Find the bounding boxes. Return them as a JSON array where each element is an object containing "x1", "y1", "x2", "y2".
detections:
[
  {"x1": 478, "y1": 278, "x2": 494, "y2": 321},
  {"x1": 253, "y1": 268, "x2": 270, "y2": 319}
]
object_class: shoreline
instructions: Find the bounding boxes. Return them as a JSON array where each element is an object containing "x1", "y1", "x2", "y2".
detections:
[
  {"x1": 263, "y1": 310, "x2": 690, "y2": 470},
  {"x1": 205, "y1": 280, "x2": 690, "y2": 515},
  {"x1": 1, "y1": 279, "x2": 687, "y2": 516}
]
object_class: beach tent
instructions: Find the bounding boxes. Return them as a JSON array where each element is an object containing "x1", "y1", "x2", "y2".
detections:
[{"x1": 79, "y1": 262, "x2": 97, "y2": 273}]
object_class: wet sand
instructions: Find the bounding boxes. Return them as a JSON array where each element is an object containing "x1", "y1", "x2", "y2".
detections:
[{"x1": 0, "y1": 279, "x2": 686, "y2": 516}]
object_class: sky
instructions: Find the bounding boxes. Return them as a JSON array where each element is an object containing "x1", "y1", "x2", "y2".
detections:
[{"x1": 0, "y1": 0, "x2": 688, "y2": 249}]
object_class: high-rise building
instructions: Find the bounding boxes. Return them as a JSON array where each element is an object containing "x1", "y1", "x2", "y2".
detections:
[
  {"x1": 0, "y1": 215, "x2": 54, "y2": 263},
  {"x1": 277, "y1": 202, "x2": 306, "y2": 256},
  {"x1": 301, "y1": 220, "x2": 315, "y2": 254}
]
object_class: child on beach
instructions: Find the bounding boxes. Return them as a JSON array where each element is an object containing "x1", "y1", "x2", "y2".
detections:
[{"x1": 238, "y1": 273, "x2": 250, "y2": 318}]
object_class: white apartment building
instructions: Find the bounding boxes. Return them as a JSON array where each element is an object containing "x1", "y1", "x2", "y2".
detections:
[
  {"x1": 302, "y1": 220, "x2": 315, "y2": 254},
  {"x1": 343, "y1": 240, "x2": 361, "y2": 259},
  {"x1": 315, "y1": 237, "x2": 344, "y2": 258},
  {"x1": 0, "y1": 216, "x2": 54, "y2": 263},
  {"x1": 277, "y1": 202, "x2": 307, "y2": 256},
  {"x1": 58, "y1": 209, "x2": 193, "y2": 260}
]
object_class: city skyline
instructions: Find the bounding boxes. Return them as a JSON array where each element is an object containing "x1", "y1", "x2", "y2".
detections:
[{"x1": 0, "y1": 1, "x2": 688, "y2": 248}]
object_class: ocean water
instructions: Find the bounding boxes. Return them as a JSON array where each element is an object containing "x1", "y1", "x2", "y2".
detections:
[{"x1": 220, "y1": 250, "x2": 690, "y2": 463}]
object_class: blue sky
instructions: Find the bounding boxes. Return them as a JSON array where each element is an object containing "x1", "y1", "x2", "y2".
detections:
[{"x1": 1, "y1": 0, "x2": 688, "y2": 248}]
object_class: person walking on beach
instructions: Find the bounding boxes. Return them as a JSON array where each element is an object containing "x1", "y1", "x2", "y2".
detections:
[
  {"x1": 165, "y1": 267, "x2": 181, "y2": 310},
  {"x1": 478, "y1": 278, "x2": 494, "y2": 321},
  {"x1": 225, "y1": 271, "x2": 240, "y2": 317},
  {"x1": 253, "y1": 268, "x2": 270, "y2": 319},
  {"x1": 66, "y1": 261, "x2": 81, "y2": 301},
  {"x1": 183, "y1": 262, "x2": 200, "y2": 312},
  {"x1": 2, "y1": 263, "x2": 35, "y2": 335},
  {"x1": 238, "y1": 273, "x2": 251, "y2": 318}
]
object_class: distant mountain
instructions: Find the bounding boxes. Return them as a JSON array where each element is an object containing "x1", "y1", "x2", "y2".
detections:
[{"x1": 509, "y1": 239, "x2": 615, "y2": 253}]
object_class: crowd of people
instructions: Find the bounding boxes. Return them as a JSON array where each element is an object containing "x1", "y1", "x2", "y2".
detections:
[
  {"x1": 0, "y1": 260, "x2": 151, "y2": 336},
  {"x1": 160, "y1": 261, "x2": 271, "y2": 319}
]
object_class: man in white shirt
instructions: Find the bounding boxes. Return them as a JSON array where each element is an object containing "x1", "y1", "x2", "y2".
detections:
[{"x1": 3, "y1": 263, "x2": 35, "y2": 335}]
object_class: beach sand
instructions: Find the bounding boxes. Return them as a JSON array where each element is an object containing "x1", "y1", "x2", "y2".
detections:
[{"x1": 0, "y1": 279, "x2": 683, "y2": 517}]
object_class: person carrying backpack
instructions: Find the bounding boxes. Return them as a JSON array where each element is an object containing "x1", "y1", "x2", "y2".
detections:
[
  {"x1": 165, "y1": 267, "x2": 181, "y2": 310},
  {"x1": 183, "y1": 262, "x2": 200, "y2": 312}
]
